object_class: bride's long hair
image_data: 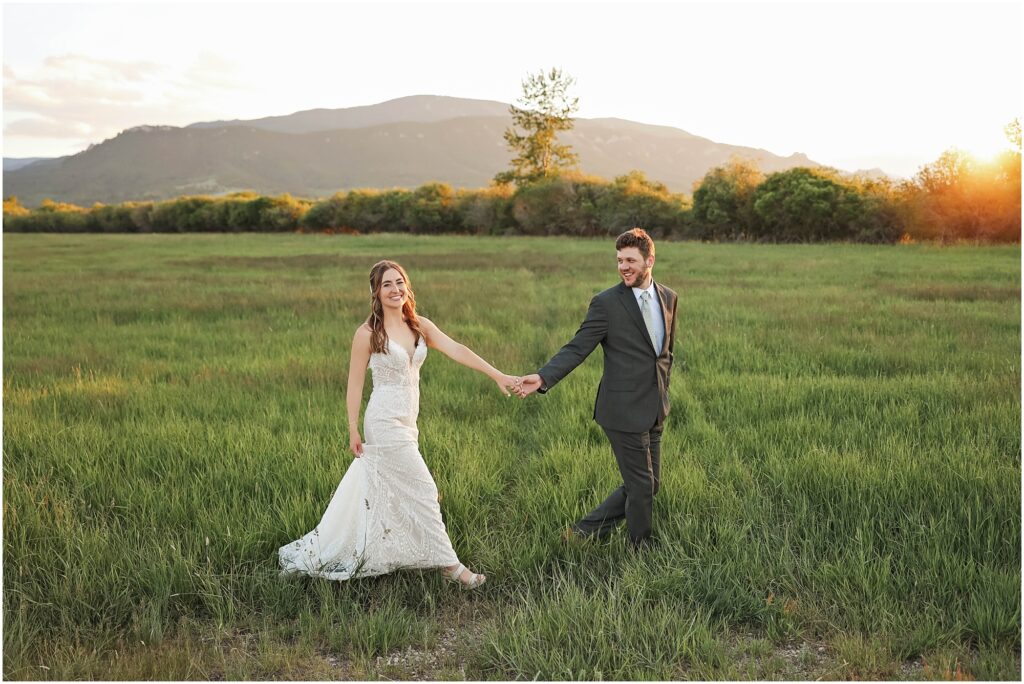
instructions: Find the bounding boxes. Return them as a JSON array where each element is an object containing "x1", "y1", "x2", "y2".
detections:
[{"x1": 367, "y1": 260, "x2": 423, "y2": 354}]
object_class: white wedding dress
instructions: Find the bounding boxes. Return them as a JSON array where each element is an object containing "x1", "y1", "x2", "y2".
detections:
[{"x1": 279, "y1": 337, "x2": 460, "y2": 580}]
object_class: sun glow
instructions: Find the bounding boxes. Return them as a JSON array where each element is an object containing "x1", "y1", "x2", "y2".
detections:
[{"x1": 952, "y1": 127, "x2": 1017, "y2": 164}]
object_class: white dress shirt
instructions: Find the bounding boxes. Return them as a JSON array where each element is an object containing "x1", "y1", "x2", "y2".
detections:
[{"x1": 632, "y1": 281, "x2": 665, "y2": 353}]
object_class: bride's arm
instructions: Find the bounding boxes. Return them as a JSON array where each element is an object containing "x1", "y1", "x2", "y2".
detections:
[
  {"x1": 419, "y1": 317, "x2": 517, "y2": 396},
  {"x1": 346, "y1": 325, "x2": 372, "y2": 456}
]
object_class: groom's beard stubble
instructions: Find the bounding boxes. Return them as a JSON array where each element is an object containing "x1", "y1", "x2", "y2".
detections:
[{"x1": 621, "y1": 266, "x2": 651, "y2": 289}]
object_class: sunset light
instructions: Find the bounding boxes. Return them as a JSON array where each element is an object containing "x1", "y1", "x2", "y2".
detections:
[
  {"x1": 2, "y1": 3, "x2": 1020, "y2": 681},
  {"x1": 937, "y1": 118, "x2": 1017, "y2": 166},
  {"x1": 3, "y1": 1, "x2": 1020, "y2": 179}
]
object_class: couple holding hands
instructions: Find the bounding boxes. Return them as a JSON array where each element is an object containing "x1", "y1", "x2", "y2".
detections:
[{"x1": 279, "y1": 228, "x2": 678, "y2": 589}]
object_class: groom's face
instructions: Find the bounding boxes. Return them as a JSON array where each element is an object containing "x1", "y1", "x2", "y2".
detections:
[{"x1": 617, "y1": 247, "x2": 654, "y2": 288}]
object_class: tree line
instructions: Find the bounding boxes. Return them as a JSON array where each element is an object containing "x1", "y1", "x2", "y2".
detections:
[
  {"x1": 1, "y1": 173, "x2": 688, "y2": 238},
  {"x1": 4, "y1": 151, "x2": 1019, "y2": 243}
]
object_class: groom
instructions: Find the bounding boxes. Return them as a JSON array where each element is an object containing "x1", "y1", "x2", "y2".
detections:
[{"x1": 517, "y1": 228, "x2": 678, "y2": 548}]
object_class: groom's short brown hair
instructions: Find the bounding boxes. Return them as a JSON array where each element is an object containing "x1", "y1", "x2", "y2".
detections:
[{"x1": 615, "y1": 228, "x2": 655, "y2": 260}]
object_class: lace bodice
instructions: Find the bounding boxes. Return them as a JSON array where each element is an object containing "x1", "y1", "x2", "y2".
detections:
[{"x1": 368, "y1": 338, "x2": 427, "y2": 388}]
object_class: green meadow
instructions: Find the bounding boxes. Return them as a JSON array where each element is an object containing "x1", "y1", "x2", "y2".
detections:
[{"x1": 2, "y1": 233, "x2": 1020, "y2": 680}]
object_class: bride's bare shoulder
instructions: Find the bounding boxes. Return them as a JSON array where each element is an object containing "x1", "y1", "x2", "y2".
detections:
[{"x1": 353, "y1": 323, "x2": 373, "y2": 345}]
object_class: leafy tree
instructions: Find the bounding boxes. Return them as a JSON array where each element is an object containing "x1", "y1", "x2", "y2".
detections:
[
  {"x1": 595, "y1": 171, "x2": 689, "y2": 238},
  {"x1": 510, "y1": 172, "x2": 602, "y2": 236},
  {"x1": 839, "y1": 175, "x2": 904, "y2": 243},
  {"x1": 352, "y1": 190, "x2": 410, "y2": 233},
  {"x1": 901, "y1": 130, "x2": 1021, "y2": 243},
  {"x1": 690, "y1": 156, "x2": 764, "y2": 240},
  {"x1": 995, "y1": 119, "x2": 1022, "y2": 240},
  {"x1": 403, "y1": 183, "x2": 460, "y2": 234},
  {"x1": 3, "y1": 196, "x2": 30, "y2": 220},
  {"x1": 302, "y1": 193, "x2": 347, "y2": 231},
  {"x1": 456, "y1": 185, "x2": 515, "y2": 235},
  {"x1": 495, "y1": 68, "x2": 579, "y2": 186},
  {"x1": 1005, "y1": 118, "x2": 1021, "y2": 151},
  {"x1": 994, "y1": 118, "x2": 1021, "y2": 190},
  {"x1": 10, "y1": 198, "x2": 90, "y2": 232},
  {"x1": 914, "y1": 148, "x2": 974, "y2": 194},
  {"x1": 750, "y1": 167, "x2": 896, "y2": 242},
  {"x1": 88, "y1": 203, "x2": 140, "y2": 233}
]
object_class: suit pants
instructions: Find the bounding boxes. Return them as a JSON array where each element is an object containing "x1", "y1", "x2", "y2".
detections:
[{"x1": 573, "y1": 423, "x2": 663, "y2": 545}]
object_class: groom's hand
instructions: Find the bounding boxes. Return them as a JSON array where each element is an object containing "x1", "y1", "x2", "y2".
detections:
[{"x1": 515, "y1": 374, "x2": 543, "y2": 398}]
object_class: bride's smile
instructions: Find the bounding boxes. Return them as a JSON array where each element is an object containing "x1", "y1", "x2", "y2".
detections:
[{"x1": 379, "y1": 277, "x2": 407, "y2": 308}]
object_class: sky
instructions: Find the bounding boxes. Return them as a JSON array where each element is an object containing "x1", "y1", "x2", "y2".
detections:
[{"x1": 2, "y1": 0, "x2": 1021, "y2": 178}]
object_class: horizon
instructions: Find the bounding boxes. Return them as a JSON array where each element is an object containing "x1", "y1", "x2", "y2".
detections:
[{"x1": 3, "y1": 1, "x2": 1021, "y2": 178}]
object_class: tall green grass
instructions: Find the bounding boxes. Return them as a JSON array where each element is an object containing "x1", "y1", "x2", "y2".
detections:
[{"x1": 3, "y1": 233, "x2": 1020, "y2": 679}]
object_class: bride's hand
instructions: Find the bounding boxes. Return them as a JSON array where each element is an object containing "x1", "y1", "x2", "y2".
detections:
[
  {"x1": 494, "y1": 373, "x2": 521, "y2": 397},
  {"x1": 349, "y1": 431, "x2": 364, "y2": 458}
]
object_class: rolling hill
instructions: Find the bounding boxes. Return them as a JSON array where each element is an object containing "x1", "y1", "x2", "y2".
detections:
[{"x1": 4, "y1": 95, "x2": 820, "y2": 206}]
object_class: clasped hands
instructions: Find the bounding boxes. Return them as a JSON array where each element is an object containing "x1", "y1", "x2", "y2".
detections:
[{"x1": 496, "y1": 373, "x2": 543, "y2": 398}]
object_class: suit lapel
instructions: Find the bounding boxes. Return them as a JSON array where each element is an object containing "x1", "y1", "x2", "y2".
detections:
[
  {"x1": 655, "y1": 282, "x2": 672, "y2": 356},
  {"x1": 617, "y1": 282, "x2": 656, "y2": 354}
]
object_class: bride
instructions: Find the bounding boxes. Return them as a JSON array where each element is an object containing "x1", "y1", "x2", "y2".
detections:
[{"x1": 279, "y1": 259, "x2": 518, "y2": 588}]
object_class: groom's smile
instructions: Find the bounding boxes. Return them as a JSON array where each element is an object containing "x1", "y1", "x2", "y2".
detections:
[{"x1": 617, "y1": 247, "x2": 654, "y2": 289}]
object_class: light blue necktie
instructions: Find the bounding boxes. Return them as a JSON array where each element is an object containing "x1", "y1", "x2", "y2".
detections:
[{"x1": 640, "y1": 291, "x2": 659, "y2": 353}]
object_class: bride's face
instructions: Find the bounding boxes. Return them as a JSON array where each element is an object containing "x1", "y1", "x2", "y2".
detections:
[{"x1": 377, "y1": 268, "x2": 408, "y2": 310}]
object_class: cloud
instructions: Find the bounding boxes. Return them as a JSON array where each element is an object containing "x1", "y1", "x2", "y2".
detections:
[
  {"x1": 42, "y1": 54, "x2": 164, "y2": 82},
  {"x1": 5, "y1": 117, "x2": 94, "y2": 139},
  {"x1": 6, "y1": 75, "x2": 147, "y2": 110},
  {"x1": 3, "y1": 52, "x2": 252, "y2": 153},
  {"x1": 5, "y1": 55, "x2": 164, "y2": 113},
  {"x1": 180, "y1": 51, "x2": 247, "y2": 90}
]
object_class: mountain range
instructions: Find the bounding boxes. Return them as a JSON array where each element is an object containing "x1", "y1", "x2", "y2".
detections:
[{"x1": 3, "y1": 95, "x2": 829, "y2": 207}]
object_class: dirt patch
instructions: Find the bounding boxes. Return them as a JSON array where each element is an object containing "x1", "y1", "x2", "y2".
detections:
[
  {"x1": 371, "y1": 627, "x2": 470, "y2": 680},
  {"x1": 729, "y1": 634, "x2": 929, "y2": 681}
]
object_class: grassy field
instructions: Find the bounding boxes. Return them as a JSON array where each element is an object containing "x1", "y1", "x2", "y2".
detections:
[{"x1": 2, "y1": 233, "x2": 1020, "y2": 680}]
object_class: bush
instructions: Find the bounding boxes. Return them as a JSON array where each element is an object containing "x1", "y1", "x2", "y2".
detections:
[
  {"x1": 900, "y1": 149, "x2": 1021, "y2": 243},
  {"x1": 4, "y1": 164, "x2": 1015, "y2": 243},
  {"x1": 456, "y1": 185, "x2": 515, "y2": 235},
  {"x1": 88, "y1": 203, "x2": 141, "y2": 233},
  {"x1": 303, "y1": 189, "x2": 411, "y2": 233},
  {"x1": 510, "y1": 173, "x2": 603, "y2": 236},
  {"x1": 4, "y1": 198, "x2": 90, "y2": 232},
  {"x1": 594, "y1": 171, "x2": 690, "y2": 239},
  {"x1": 404, "y1": 183, "x2": 461, "y2": 234},
  {"x1": 749, "y1": 168, "x2": 900, "y2": 243},
  {"x1": 690, "y1": 158, "x2": 763, "y2": 241}
]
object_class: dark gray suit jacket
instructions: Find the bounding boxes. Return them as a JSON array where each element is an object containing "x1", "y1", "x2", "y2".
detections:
[{"x1": 537, "y1": 281, "x2": 678, "y2": 433}]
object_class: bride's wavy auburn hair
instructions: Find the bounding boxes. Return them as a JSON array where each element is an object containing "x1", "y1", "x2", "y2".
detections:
[{"x1": 367, "y1": 260, "x2": 423, "y2": 355}]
